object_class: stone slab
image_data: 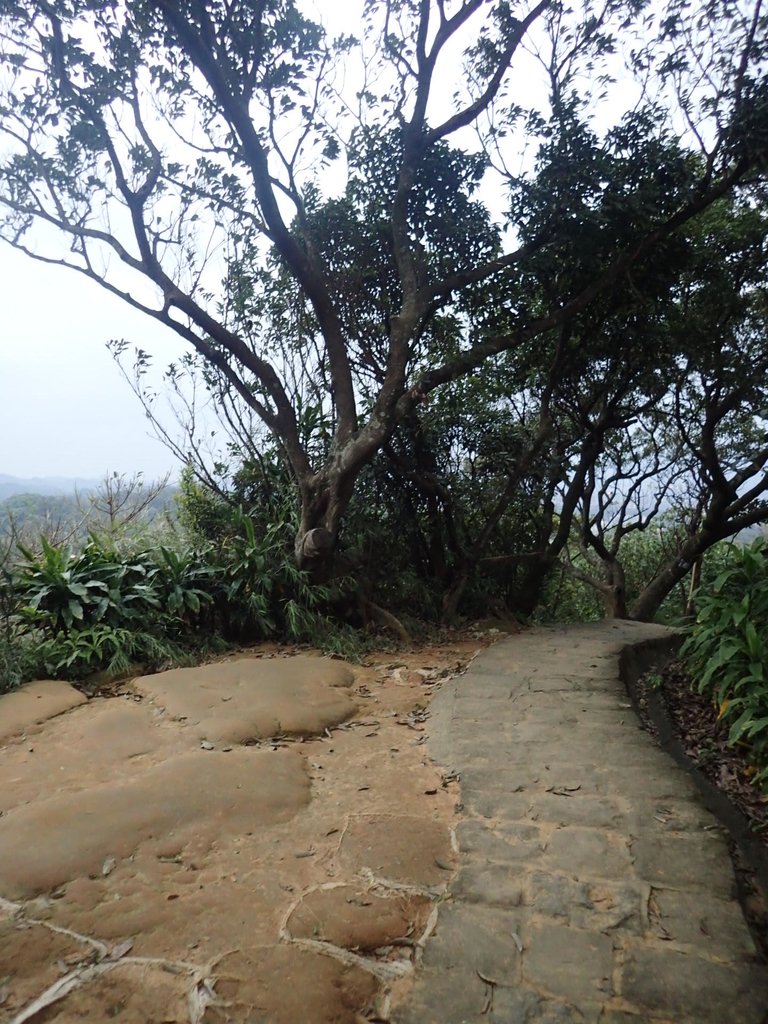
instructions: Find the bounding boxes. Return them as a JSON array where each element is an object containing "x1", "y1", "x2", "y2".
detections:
[
  {"x1": 542, "y1": 827, "x2": 633, "y2": 881},
  {"x1": 523, "y1": 922, "x2": 614, "y2": 1004},
  {"x1": 452, "y1": 863, "x2": 525, "y2": 907},
  {"x1": 622, "y1": 945, "x2": 768, "y2": 1022},
  {"x1": 398, "y1": 622, "x2": 763, "y2": 1024},
  {"x1": 421, "y1": 903, "x2": 523, "y2": 981},
  {"x1": 630, "y1": 833, "x2": 736, "y2": 898},
  {"x1": 0, "y1": 680, "x2": 87, "y2": 741}
]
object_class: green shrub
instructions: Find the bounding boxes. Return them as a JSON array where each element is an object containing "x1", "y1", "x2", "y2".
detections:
[
  {"x1": 213, "y1": 508, "x2": 331, "y2": 642},
  {"x1": 681, "y1": 538, "x2": 768, "y2": 787},
  {"x1": 4, "y1": 500, "x2": 345, "y2": 685},
  {"x1": 32, "y1": 624, "x2": 186, "y2": 680},
  {"x1": 153, "y1": 544, "x2": 216, "y2": 626},
  {"x1": 534, "y1": 559, "x2": 604, "y2": 623},
  {"x1": 0, "y1": 634, "x2": 22, "y2": 693},
  {"x1": 3, "y1": 462, "x2": 465, "y2": 689},
  {"x1": 7, "y1": 535, "x2": 206, "y2": 683},
  {"x1": 14, "y1": 536, "x2": 163, "y2": 635}
]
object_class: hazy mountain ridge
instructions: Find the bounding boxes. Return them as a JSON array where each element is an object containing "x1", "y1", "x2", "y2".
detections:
[
  {"x1": 0, "y1": 473, "x2": 100, "y2": 501},
  {"x1": 0, "y1": 474, "x2": 178, "y2": 544}
]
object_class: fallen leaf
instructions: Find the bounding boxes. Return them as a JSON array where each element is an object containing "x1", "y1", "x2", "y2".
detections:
[{"x1": 545, "y1": 783, "x2": 581, "y2": 797}]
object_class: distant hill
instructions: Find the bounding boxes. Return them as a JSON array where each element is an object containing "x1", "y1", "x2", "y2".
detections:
[
  {"x1": 0, "y1": 473, "x2": 100, "y2": 501},
  {"x1": 0, "y1": 474, "x2": 178, "y2": 545}
]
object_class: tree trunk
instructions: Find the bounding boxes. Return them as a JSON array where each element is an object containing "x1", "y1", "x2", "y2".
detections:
[
  {"x1": 602, "y1": 559, "x2": 629, "y2": 619},
  {"x1": 685, "y1": 556, "x2": 703, "y2": 618},
  {"x1": 512, "y1": 555, "x2": 553, "y2": 618},
  {"x1": 442, "y1": 571, "x2": 469, "y2": 621},
  {"x1": 293, "y1": 461, "x2": 359, "y2": 579},
  {"x1": 629, "y1": 536, "x2": 708, "y2": 622}
]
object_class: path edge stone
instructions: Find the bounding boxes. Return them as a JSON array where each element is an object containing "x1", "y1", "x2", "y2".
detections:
[{"x1": 620, "y1": 630, "x2": 768, "y2": 957}]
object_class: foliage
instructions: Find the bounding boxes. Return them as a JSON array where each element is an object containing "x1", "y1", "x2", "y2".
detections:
[
  {"x1": 213, "y1": 507, "x2": 328, "y2": 641},
  {"x1": 81, "y1": 472, "x2": 176, "y2": 541},
  {"x1": 549, "y1": 189, "x2": 768, "y2": 622},
  {"x1": 0, "y1": 492, "x2": 83, "y2": 540},
  {"x1": 0, "y1": 571, "x2": 24, "y2": 694},
  {"x1": 0, "y1": 0, "x2": 765, "y2": 607},
  {"x1": 0, "y1": 491, "x2": 369, "y2": 686},
  {"x1": 15, "y1": 536, "x2": 162, "y2": 635},
  {"x1": 175, "y1": 466, "x2": 234, "y2": 546},
  {"x1": 30, "y1": 625, "x2": 187, "y2": 681},
  {"x1": 0, "y1": 477, "x2": 176, "y2": 552},
  {"x1": 681, "y1": 539, "x2": 768, "y2": 787},
  {"x1": 535, "y1": 560, "x2": 604, "y2": 624},
  {"x1": 540, "y1": 533, "x2": 744, "y2": 626}
]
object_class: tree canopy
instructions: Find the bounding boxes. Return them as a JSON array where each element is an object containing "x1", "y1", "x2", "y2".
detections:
[{"x1": 0, "y1": 0, "x2": 766, "y2": 617}]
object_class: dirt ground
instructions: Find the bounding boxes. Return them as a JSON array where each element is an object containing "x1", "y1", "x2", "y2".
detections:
[
  {"x1": 653, "y1": 660, "x2": 768, "y2": 846},
  {"x1": 638, "y1": 659, "x2": 768, "y2": 958},
  {"x1": 0, "y1": 628, "x2": 505, "y2": 1024}
]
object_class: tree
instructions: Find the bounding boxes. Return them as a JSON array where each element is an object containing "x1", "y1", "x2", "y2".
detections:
[
  {"x1": 563, "y1": 196, "x2": 768, "y2": 620},
  {"x1": 81, "y1": 470, "x2": 172, "y2": 535},
  {"x1": 0, "y1": 0, "x2": 766, "y2": 586}
]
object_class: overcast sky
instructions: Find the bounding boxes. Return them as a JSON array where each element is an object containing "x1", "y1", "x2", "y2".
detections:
[{"x1": 0, "y1": 243, "x2": 188, "y2": 482}]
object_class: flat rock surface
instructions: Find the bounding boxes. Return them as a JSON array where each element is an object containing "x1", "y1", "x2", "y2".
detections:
[
  {"x1": 285, "y1": 884, "x2": 432, "y2": 951},
  {"x1": 134, "y1": 653, "x2": 358, "y2": 742},
  {"x1": 338, "y1": 814, "x2": 455, "y2": 887},
  {"x1": 0, "y1": 640, "x2": 482, "y2": 1023},
  {"x1": 4, "y1": 624, "x2": 765, "y2": 1023},
  {"x1": 392, "y1": 621, "x2": 768, "y2": 1024},
  {"x1": 0, "y1": 748, "x2": 311, "y2": 899},
  {"x1": 0, "y1": 679, "x2": 87, "y2": 742}
]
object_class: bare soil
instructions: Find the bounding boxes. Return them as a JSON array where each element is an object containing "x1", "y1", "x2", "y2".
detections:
[
  {"x1": 641, "y1": 659, "x2": 768, "y2": 957},
  {"x1": 657, "y1": 660, "x2": 768, "y2": 843},
  {"x1": 0, "y1": 627, "x2": 506, "y2": 1024}
]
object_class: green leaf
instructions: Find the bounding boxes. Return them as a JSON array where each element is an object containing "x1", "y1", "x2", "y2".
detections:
[{"x1": 746, "y1": 621, "x2": 762, "y2": 662}]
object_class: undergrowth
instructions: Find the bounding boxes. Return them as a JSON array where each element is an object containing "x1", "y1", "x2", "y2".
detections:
[
  {"x1": 682, "y1": 538, "x2": 768, "y2": 789},
  {"x1": 0, "y1": 506, "x2": 372, "y2": 692}
]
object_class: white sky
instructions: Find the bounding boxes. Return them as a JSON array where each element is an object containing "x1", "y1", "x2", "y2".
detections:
[{"x1": 0, "y1": 244, "x2": 186, "y2": 480}]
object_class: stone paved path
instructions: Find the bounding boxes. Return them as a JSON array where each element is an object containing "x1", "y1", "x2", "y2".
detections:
[{"x1": 394, "y1": 620, "x2": 768, "y2": 1024}]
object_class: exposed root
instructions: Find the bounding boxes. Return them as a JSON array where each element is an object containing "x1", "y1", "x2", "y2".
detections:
[
  {"x1": 8, "y1": 956, "x2": 222, "y2": 1024},
  {"x1": 278, "y1": 880, "x2": 412, "y2": 983},
  {"x1": 284, "y1": 934, "x2": 411, "y2": 983},
  {"x1": 449, "y1": 824, "x2": 460, "y2": 855},
  {"x1": 360, "y1": 598, "x2": 412, "y2": 644},
  {"x1": 276, "y1": 866, "x2": 445, "y2": 993},
  {"x1": 357, "y1": 867, "x2": 444, "y2": 901},
  {"x1": 1, "y1": 896, "x2": 222, "y2": 1024},
  {"x1": 10, "y1": 958, "x2": 123, "y2": 1024},
  {"x1": 0, "y1": 896, "x2": 109, "y2": 958}
]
